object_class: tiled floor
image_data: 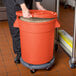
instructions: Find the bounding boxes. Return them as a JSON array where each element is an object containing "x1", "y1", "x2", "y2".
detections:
[{"x1": 0, "y1": 5, "x2": 76, "y2": 76}]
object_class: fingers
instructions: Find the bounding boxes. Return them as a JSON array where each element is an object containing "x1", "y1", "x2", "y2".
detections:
[
  {"x1": 22, "y1": 9, "x2": 32, "y2": 18},
  {"x1": 39, "y1": 7, "x2": 46, "y2": 10},
  {"x1": 22, "y1": 11, "x2": 32, "y2": 18}
]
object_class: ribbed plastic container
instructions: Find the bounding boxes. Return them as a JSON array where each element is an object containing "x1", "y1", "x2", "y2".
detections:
[{"x1": 14, "y1": 10, "x2": 60, "y2": 65}]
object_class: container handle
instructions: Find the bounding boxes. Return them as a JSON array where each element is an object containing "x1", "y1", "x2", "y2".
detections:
[
  {"x1": 55, "y1": 20, "x2": 60, "y2": 28},
  {"x1": 14, "y1": 16, "x2": 19, "y2": 28}
]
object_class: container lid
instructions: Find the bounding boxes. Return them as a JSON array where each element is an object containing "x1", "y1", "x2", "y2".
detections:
[{"x1": 16, "y1": 10, "x2": 57, "y2": 19}]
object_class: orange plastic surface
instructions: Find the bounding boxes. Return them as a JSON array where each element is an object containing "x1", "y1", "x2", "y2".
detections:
[
  {"x1": 14, "y1": 10, "x2": 60, "y2": 65},
  {"x1": 16, "y1": 10, "x2": 57, "y2": 18}
]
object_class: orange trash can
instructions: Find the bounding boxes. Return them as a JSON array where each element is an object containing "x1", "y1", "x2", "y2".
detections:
[{"x1": 14, "y1": 10, "x2": 60, "y2": 73}]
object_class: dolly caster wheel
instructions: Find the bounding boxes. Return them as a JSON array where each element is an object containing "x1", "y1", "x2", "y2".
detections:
[
  {"x1": 46, "y1": 67, "x2": 51, "y2": 71},
  {"x1": 69, "y1": 60, "x2": 75, "y2": 69},
  {"x1": 70, "y1": 64, "x2": 75, "y2": 69},
  {"x1": 30, "y1": 69, "x2": 36, "y2": 73},
  {"x1": 55, "y1": 44, "x2": 58, "y2": 51},
  {"x1": 14, "y1": 59, "x2": 20, "y2": 64}
]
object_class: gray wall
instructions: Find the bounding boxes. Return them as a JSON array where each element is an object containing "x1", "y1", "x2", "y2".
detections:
[{"x1": 33, "y1": 0, "x2": 56, "y2": 11}]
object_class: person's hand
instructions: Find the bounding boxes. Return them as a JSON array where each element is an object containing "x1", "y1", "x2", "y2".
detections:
[
  {"x1": 20, "y1": 3, "x2": 32, "y2": 18},
  {"x1": 36, "y1": 2, "x2": 46, "y2": 10},
  {"x1": 22, "y1": 8, "x2": 32, "y2": 18}
]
